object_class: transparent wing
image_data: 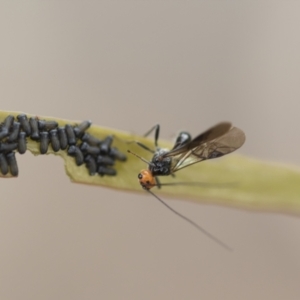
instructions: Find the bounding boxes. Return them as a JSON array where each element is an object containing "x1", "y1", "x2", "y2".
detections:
[
  {"x1": 165, "y1": 122, "x2": 232, "y2": 157},
  {"x1": 167, "y1": 126, "x2": 246, "y2": 173}
]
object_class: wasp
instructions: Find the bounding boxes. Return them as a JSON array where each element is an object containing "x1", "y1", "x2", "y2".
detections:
[
  {"x1": 128, "y1": 122, "x2": 246, "y2": 250},
  {"x1": 129, "y1": 122, "x2": 245, "y2": 190}
]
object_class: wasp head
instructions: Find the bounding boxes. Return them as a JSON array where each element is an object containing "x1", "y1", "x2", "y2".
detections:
[{"x1": 138, "y1": 169, "x2": 156, "y2": 190}]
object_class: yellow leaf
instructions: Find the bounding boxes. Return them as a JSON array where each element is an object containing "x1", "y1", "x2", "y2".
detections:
[{"x1": 1, "y1": 110, "x2": 300, "y2": 215}]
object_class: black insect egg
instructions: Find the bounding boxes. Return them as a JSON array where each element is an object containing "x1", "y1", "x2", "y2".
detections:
[
  {"x1": 0, "y1": 142, "x2": 17, "y2": 152},
  {"x1": 0, "y1": 153, "x2": 8, "y2": 175},
  {"x1": 74, "y1": 120, "x2": 92, "y2": 137},
  {"x1": 65, "y1": 124, "x2": 76, "y2": 145},
  {"x1": 109, "y1": 147, "x2": 127, "y2": 162},
  {"x1": 97, "y1": 155, "x2": 115, "y2": 166},
  {"x1": 39, "y1": 131, "x2": 49, "y2": 155},
  {"x1": 98, "y1": 166, "x2": 116, "y2": 176},
  {"x1": 3, "y1": 115, "x2": 14, "y2": 131},
  {"x1": 67, "y1": 145, "x2": 84, "y2": 166},
  {"x1": 80, "y1": 142, "x2": 100, "y2": 156},
  {"x1": 100, "y1": 135, "x2": 113, "y2": 154},
  {"x1": 7, "y1": 122, "x2": 20, "y2": 143},
  {"x1": 29, "y1": 117, "x2": 40, "y2": 140},
  {"x1": 18, "y1": 132, "x2": 27, "y2": 154},
  {"x1": 17, "y1": 114, "x2": 31, "y2": 136},
  {"x1": 49, "y1": 129, "x2": 60, "y2": 152},
  {"x1": 58, "y1": 127, "x2": 68, "y2": 150},
  {"x1": 0, "y1": 115, "x2": 14, "y2": 139},
  {"x1": 81, "y1": 133, "x2": 102, "y2": 146},
  {"x1": 38, "y1": 120, "x2": 58, "y2": 131},
  {"x1": 84, "y1": 154, "x2": 97, "y2": 176},
  {"x1": 6, "y1": 152, "x2": 18, "y2": 176}
]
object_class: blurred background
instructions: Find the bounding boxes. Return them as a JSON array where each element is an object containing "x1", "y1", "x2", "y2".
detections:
[{"x1": 1, "y1": 1, "x2": 300, "y2": 299}]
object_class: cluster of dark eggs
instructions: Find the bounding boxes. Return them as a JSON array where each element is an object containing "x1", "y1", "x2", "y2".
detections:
[{"x1": 0, "y1": 114, "x2": 126, "y2": 177}]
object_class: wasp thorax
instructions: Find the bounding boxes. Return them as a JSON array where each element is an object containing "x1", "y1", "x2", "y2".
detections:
[{"x1": 149, "y1": 155, "x2": 172, "y2": 176}]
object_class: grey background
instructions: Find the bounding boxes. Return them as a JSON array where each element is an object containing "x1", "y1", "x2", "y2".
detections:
[{"x1": 1, "y1": 1, "x2": 300, "y2": 299}]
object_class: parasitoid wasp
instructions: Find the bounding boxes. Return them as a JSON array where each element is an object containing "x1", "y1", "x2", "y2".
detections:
[{"x1": 128, "y1": 122, "x2": 246, "y2": 251}]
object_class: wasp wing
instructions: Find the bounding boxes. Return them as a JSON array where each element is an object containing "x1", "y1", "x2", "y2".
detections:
[
  {"x1": 165, "y1": 126, "x2": 245, "y2": 173},
  {"x1": 166, "y1": 122, "x2": 232, "y2": 156},
  {"x1": 164, "y1": 122, "x2": 231, "y2": 157}
]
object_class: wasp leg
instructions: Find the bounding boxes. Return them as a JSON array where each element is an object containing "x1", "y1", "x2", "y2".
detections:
[
  {"x1": 125, "y1": 140, "x2": 155, "y2": 154},
  {"x1": 143, "y1": 124, "x2": 160, "y2": 147},
  {"x1": 116, "y1": 124, "x2": 160, "y2": 150},
  {"x1": 134, "y1": 142, "x2": 155, "y2": 153},
  {"x1": 114, "y1": 136, "x2": 155, "y2": 154},
  {"x1": 123, "y1": 124, "x2": 160, "y2": 153},
  {"x1": 155, "y1": 176, "x2": 161, "y2": 189}
]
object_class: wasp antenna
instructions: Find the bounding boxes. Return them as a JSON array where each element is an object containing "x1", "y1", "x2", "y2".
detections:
[
  {"x1": 127, "y1": 150, "x2": 152, "y2": 165},
  {"x1": 146, "y1": 189, "x2": 233, "y2": 251}
]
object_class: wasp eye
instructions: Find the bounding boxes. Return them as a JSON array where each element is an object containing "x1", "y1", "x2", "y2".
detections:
[{"x1": 138, "y1": 173, "x2": 143, "y2": 179}]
